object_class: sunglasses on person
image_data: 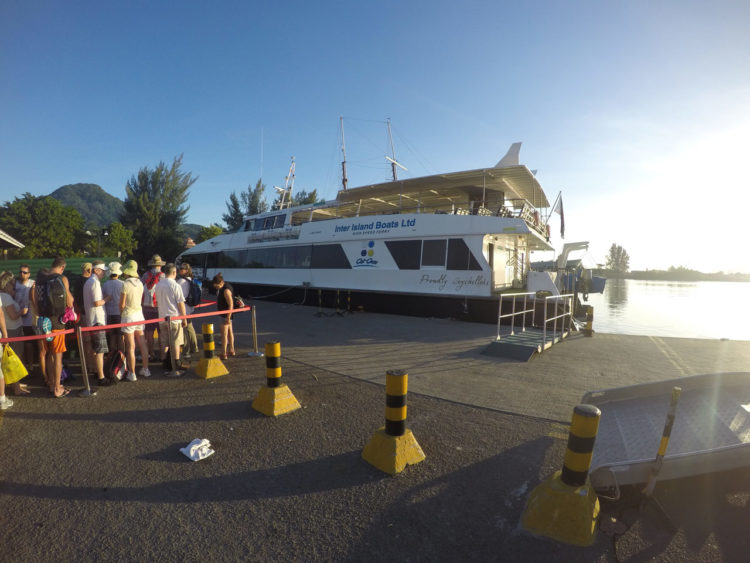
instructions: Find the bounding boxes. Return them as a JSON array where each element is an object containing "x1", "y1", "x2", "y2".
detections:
[{"x1": 19, "y1": 270, "x2": 30, "y2": 275}]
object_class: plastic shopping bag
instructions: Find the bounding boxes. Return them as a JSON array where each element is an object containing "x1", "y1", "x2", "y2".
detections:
[{"x1": 1, "y1": 345, "x2": 28, "y2": 385}]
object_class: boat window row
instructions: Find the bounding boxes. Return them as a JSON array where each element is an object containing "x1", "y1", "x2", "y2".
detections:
[
  {"x1": 183, "y1": 238, "x2": 481, "y2": 271},
  {"x1": 385, "y1": 239, "x2": 482, "y2": 270},
  {"x1": 242, "y1": 214, "x2": 287, "y2": 232}
]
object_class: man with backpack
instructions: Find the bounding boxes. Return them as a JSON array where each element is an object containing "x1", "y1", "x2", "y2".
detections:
[
  {"x1": 141, "y1": 255, "x2": 165, "y2": 361},
  {"x1": 31, "y1": 256, "x2": 73, "y2": 398},
  {"x1": 177, "y1": 262, "x2": 200, "y2": 359}
]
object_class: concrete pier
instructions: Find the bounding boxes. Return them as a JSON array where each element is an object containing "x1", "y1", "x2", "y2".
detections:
[{"x1": 1, "y1": 299, "x2": 748, "y2": 561}]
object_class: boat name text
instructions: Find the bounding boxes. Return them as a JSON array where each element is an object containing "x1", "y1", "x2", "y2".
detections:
[{"x1": 335, "y1": 218, "x2": 416, "y2": 234}]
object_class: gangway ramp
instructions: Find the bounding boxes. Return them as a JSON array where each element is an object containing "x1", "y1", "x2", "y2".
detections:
[
  {"x1": 482, "y1": 327, "x2": 569, "y2": 361},
  {"x1": 582, "y1": 372, "x2": 750, "y2": 494}
]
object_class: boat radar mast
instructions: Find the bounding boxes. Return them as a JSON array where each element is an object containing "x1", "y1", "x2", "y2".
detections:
[{"x1": 273, "y1": 156, "x2": 296, "y2": 210}]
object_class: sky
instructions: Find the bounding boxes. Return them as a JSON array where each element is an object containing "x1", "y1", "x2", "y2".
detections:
[{"x1": 1, "y1": 0, "x2": 749, "y2": 273}]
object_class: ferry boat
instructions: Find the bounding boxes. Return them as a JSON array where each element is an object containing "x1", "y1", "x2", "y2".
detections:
[{"x1": 179, "y1": 142, "x2": 561, "y2": 322}]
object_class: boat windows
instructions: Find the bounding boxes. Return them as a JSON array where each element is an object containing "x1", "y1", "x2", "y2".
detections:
[
  {"x1": 219, "y1": 250, "x2": 248, "y2": 268},
  {"x1": 447, "y1": 239, "x2": 482, "y2": 271},
  {"x1": 246, "y1": 246, "x2": 312, "y2": 269},
  {"x1": 385, "y1": 240, "x2": 422, "y2": 270},
  {"x1": 422, "y1": 239, "x2": 447, "y2": 267},
  {"x1": 385, "y1": 239, "x2": 482, "y2": 270},
  {"x1": 311, "y1": 244, "x2": 352, "y2": 269},
  {"x1": 206, "y1": 252, "x2": 219, "y2": 269}
]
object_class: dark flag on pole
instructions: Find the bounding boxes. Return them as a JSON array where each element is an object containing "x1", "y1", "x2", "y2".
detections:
[{"x1": 553, "y1": 196, "x2": 565, "y2": 239}]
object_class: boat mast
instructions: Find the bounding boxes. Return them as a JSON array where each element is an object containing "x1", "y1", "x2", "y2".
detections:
[
  {"x1": 387, "y1": 118, "x2": 398, "y2": 181},
  {"x1": 385, "y1": 118, "x2": 407, "y2": 181},
  {"x1": 340, "y1": 116, "x2": 348, "y2": 191},
  {"x1": 274, "y1": 156, "x2": 296, "y2": 210}
]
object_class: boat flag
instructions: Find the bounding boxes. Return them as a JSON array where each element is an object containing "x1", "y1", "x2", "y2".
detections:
[{"x1": 554, "y1": 196, "x2": 565, "y2": 239}]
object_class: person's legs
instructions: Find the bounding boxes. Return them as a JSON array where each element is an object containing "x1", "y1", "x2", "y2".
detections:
[
  {"x1": 220, "y1": 320, "x2": 230, "y2": 358},
  {"x1": 227, "y1": 320, "x2": 234, "y2": 355},
  {"x1": 125, "y1": 332, "x2": 136, "y2": 376}
]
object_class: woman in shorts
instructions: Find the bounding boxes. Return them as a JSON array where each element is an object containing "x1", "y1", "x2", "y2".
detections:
[
  {"x1": 119, "y1": 260, "x2": 150, "y2": 380},
  {"x1": 212, "y1": 273, "x2": 235, "y2": 360}
]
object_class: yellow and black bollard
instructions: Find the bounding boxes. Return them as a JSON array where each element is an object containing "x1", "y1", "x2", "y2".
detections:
[
  {"x1": 362, "y1": 370, "x2": 425, "y2": 474},
  {"x1": 583, "y1": 305, "x2": 594, "y2": 337},
  {"x1": 521, "y1": 404, "x2": 601, "y2": 546},
  {"x1": 196, "y1": 323, "x2": 229, "y2": 379},
  {"x1": 251, "y1": 341, "x2": 301, "y2": 416}
]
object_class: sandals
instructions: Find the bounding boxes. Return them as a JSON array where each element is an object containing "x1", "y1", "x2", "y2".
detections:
[
  {"x1": 219, "y1": 354, "x2": 228, "y2": 360},
  {"x1": 53, "y1": 387, "x2": 71, "y2": 398},
  {"x1": 14, "y1": 384, "x2": 31, "y2": 396}
]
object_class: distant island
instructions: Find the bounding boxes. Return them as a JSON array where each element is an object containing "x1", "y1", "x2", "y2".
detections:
[{"x1": 598, "y1": 267, "x2": 750, "y2": 283}]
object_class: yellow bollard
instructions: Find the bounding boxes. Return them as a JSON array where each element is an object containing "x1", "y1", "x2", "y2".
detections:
[
  {"x1": 583, "y1": 306, "x2": 594, "y2": 337},
  {"x1": 251, "y1": 341, "x2": 301, "y2": 417},
  {"x1": 362, "y1": 370, "x2": 425, "y2": 474},
  {"x1": 196, "y1": 323, "x2": 229, "y2": 379},
  {"x1": 521, "y1": 404, "x2": 601, "y2": 546}
]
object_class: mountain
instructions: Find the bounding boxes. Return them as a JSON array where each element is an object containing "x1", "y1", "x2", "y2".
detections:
[
  {"x1": 49, "y1": 184, "x2": 208, "y2": 236},
  {"x1": 50, "y1": 183, "x2": 124, "y2": 227}
]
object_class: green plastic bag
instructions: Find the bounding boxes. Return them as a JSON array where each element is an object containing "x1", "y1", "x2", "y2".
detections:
[{"x1": 1, "y1": 345, "x2": 28, "y2": 385}]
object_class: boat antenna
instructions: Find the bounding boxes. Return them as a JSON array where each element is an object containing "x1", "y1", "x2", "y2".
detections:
[
  {"x1": 385, "y1": 118, "x2": 407, "y2": 181},
  {"x1": 340, "y1": 115, "x2": 348, "y2": 191}
]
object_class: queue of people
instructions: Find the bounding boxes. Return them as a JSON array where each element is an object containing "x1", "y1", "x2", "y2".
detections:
[{"x1": 0, "y1": 253, "x2": 240, "y2": 410}]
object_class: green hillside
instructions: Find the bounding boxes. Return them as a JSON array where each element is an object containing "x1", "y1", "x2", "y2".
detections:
[{"x1": 50, "y1": 183, "x2": 125, "y2": 227}]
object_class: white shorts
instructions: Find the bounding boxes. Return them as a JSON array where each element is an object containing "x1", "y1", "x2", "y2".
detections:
[{"x1": 121, "y1": 311, "x2": 145, "y2": 334}]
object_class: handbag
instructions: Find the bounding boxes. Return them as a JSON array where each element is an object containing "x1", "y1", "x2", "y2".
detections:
[
  {"x1": 1, "y1": 345, "x2": 29, "y2": 385},
  {"x1": 234, "y1": 296, "x2": 245, "y2": 309}
]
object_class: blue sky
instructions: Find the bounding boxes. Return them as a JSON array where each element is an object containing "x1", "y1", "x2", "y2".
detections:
[{"x1": 2, "y1": 1, "x2": 749, "y2": 272}]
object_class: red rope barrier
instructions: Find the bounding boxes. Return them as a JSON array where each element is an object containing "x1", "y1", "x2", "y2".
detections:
[{"x1": 0, "y1": 301, "x2": 252, "y2": 344}]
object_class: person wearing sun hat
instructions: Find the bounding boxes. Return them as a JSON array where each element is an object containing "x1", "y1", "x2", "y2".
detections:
[
  {"x1": 84, "y1": 261, "x2": 111, "y2": 385},
  {"x1": 141, "y1": 254, "x2": 165, "y2": 360},
  {"x1": 102, "y1": 261, "x2": 125, "y2": 354},
  {"x1": 120, "y1": 260, "x2": 150, "y2": 380}
]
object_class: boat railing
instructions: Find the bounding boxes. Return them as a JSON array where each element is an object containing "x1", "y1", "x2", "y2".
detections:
[{"x1": 495, "y1": 292, "x2": 535, "y2": 340}]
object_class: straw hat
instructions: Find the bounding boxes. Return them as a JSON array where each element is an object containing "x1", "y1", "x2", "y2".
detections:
[{"x1": 148, "y1": 254, "x2": 166, "y2": 267}]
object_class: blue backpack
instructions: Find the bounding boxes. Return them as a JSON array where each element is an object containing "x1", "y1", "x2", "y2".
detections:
[{"x1": 185, "y1": 278, "x2": 202, "y2": 307}]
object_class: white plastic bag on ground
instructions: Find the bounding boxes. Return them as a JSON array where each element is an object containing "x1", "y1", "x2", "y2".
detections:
[{"x1": 179, "y1": 438, "x2": 215, "y2": 461}]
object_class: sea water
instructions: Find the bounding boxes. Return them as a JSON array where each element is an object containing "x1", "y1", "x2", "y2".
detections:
[{"x1": 582, "y1": 279, "x2": 750, "y2": 341}]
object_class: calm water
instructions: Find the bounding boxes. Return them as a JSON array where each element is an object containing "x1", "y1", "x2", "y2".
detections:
[{"x1": 582, "y1": 279, "x2": 750, "y2": 341}]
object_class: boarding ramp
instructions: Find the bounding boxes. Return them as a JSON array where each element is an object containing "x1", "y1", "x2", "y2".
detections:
[
  {"x1": 482, "y1": 292, "x2": 573, "y2": 361},
  {"x1": 583, "y1": 372, "x2": 750, "y2": 496}
]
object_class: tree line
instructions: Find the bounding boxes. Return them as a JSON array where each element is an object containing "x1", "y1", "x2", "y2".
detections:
[{"x1": 0, "y1": 155, "x2": 324, "y2": 267}]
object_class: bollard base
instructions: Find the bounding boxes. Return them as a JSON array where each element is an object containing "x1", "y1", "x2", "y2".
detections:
[
  {"x1": 196, "y1": 357, "x2": 229, "y2": 379},
  {"x1": 362, "y1": 427, "x2": 425, "y2": 475},
  {"x1": 521, "y1": 470, "x2": 600, "y2": 547},
  {"x1": 252, "y1": 384, "x2": 301, "y2": 417}
]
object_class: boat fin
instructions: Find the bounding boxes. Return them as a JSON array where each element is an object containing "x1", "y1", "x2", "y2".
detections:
[{"x1": 495, "y1": 142, "x2": 522, "y2": 168}]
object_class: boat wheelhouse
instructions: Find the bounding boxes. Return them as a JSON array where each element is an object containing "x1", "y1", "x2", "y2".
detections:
[{"x1": 179, "y1": 144, "x2": 559, "y2": 322}]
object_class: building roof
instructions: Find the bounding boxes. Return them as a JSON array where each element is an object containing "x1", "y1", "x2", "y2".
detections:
[{"x1": 0, "y1": 228, "x2": 24, "y2": 249}]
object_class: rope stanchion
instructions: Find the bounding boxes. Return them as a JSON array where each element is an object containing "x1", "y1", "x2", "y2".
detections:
[
  {"x1": 251, "y1": 341, "x2": 301, "y2": 417},
  {"x1": 246, "y1": 305, "x2": 262, "y2": 358},
  {"x1": 76, "y1": 324, "x2": 96, "y2": 397},
  {"x1": 521, "y1": 404, "x2": 601, "y2": 546},
  {"x1": 362, "y1": 369, "x2": 425, "y2": 474},
  {"x1": 196, "y1": 323, "x2": 228, "y2": 379}
]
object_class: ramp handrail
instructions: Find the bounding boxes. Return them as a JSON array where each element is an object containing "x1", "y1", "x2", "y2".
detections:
[
  {"x1": 541, "y1": 293, "x2": 574, "y2": 346},
  {"x1": 495, "y1": 292, "x2": 535, "y2": 341}
]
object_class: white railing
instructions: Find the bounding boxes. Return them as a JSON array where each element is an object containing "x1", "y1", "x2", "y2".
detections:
[
  {"x1": 495, "y1": 292, "x2": 535, "y2": 341},
  {"x1": 495, "y1": 292, "x2": 575, "y2": 352},
  {"x1": 541, "y1": 293, "x2": 574, "y2": 348}
]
